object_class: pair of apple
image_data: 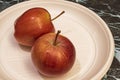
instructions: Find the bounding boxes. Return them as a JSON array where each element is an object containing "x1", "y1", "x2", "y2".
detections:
[{"x1": 14, "y1": 7, "x2": 75, "y2": 77}]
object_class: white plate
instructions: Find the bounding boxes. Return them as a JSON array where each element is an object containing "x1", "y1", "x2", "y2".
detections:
[{"x1": 0, "y1": 0, "x2": 114, "y2": 80}]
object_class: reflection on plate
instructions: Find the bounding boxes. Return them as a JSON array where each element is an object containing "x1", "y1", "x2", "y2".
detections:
[{"x1": 0, "y1": 0, "x2": 114, "y2": 80}]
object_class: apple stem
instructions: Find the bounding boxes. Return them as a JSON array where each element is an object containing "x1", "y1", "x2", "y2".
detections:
[
  {"x1": 52, "y1": 11, "x2": 65, "y2": 21},
  {"x1": 53, "y1": 30, "x2": 61, "y2": 46}
]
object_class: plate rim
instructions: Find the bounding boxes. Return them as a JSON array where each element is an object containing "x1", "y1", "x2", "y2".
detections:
[{"x1": 0, "y1": 0, "x2": 115, "y2": 80}]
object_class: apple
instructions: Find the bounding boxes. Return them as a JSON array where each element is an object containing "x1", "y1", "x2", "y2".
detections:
[
  {"x1": 31, "y1": 30, "x2": 76, "y2": 77},
  {"x1": 14, "y1": 7, "x2": 55, "y2": 46}
]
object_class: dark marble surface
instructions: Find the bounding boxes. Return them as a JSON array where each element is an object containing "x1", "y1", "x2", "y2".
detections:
[
  {"x1": 0, "y1": 0, "x2": 120, "y2": 80},
  {"x1": 67, "y1": 0, "x2": 120, "y2": 80}
]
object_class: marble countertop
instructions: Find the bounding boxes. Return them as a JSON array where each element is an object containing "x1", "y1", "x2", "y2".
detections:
[{"x1": 0, "y1": 0, "x2": 120, "y2": 80}]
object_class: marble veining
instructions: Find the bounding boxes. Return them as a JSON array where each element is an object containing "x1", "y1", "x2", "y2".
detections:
[{"x1": 0, "y1": 0, "x2": 120, "y2": 80}]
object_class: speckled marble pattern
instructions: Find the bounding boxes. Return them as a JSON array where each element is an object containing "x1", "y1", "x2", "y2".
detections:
[
  {"x1": 67, "y1": 0, "x2": 120, "y2": 80},
  {"x1": 0, "y1": 0, "x2": 120, "y2": 80}
]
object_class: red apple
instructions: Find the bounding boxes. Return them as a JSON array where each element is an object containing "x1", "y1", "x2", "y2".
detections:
[
  {"x1": 14, "y1": 7, "x2": 55, "y2": 46},
  {"x1": 31, "y1": 30, "x2": 76, "y2": 77}
]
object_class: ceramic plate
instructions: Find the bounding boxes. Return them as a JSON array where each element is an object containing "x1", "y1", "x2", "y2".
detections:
[{"x1": 0, "y1": 0, "x2": 114, "y2": 80}]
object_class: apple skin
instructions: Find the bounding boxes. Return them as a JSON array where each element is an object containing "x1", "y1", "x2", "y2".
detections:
[
  {"x1": 31, "y1": 33, "x2": 76, "y2": 77},
  {"x1": 14, "y1": 8, "x2": 55, "y2": 46}
]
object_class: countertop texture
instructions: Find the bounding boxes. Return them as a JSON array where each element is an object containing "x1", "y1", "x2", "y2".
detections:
[{"x1": 0, "y1": 0, "x2": 120, "y2": 80}]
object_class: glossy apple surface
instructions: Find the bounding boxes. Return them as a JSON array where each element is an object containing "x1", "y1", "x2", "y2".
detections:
[
  {"x1": 31, "y1": 32, "x2": 76, "y2": 77},
  {"x1": 14, "y1": 7, "x2": 55, "y2": 46}
]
